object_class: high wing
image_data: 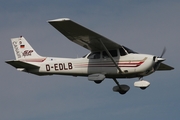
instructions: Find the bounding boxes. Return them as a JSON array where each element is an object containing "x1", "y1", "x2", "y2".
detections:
[
  {"x1": 157, "y1": 63, "x2": 174, "y2": 71},
  {"x1": 48, "y1": 18, "x2": 121, "y2": 51}
]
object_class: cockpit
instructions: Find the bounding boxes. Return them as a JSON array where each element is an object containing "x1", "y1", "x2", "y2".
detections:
[
  {"x1": 83, "y1": 46, "x2": 137, "y2": 59},
  {"x1": 122, "y1": 46, "x2": 137, "y2": 54}
]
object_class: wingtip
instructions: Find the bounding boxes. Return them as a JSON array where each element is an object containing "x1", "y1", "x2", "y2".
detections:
[{"x1": 48, "y1": 18, "x2": 70, "y2": 22}]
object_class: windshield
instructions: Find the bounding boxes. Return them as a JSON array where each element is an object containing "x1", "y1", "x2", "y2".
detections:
[
  {"x1": 123, "y1": 46, "x2": 138, "y2": 54},
  {"x1": 82, "y1": 54, "x2": 88, "y2": 58}
]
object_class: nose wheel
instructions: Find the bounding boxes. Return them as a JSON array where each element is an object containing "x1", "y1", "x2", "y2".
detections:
[
  {"x1": 112, "y1": 78, "x2": 130, "y2": 95},
  {"x1": 134, "y1": 77, "x2": 150, "y2": 90}
]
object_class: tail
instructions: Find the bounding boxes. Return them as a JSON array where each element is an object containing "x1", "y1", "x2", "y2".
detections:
[{"x1": 11, "y1": 36, "x2": 45, "y2": 62}]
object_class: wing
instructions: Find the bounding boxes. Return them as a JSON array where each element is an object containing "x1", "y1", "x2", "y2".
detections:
[
  {"x1": 48, "y1": 18, "x2": 121, "y2": 51},
  {"x1": 157, "y1": 63, "x2": 174, "y2": 71}
]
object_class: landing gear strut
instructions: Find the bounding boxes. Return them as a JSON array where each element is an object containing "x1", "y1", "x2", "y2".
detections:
[{"x1": 112, "y1": 78, "x2": 130, "y2": 95}]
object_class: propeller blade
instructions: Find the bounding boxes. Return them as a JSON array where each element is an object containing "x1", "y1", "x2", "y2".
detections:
[{"x1": 160, "y1": 47, "x2": 166, "y2": 58}]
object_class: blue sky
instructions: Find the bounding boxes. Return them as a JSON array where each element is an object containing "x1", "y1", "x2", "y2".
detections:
[{"x1": 1, "y1": 1, "x2": 180, "y2": 120}]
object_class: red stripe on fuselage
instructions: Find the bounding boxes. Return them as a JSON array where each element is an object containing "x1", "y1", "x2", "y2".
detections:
[
  {"x1": 74, "y1": 61, "x2": 144, "y2": 68},
  {"x1": 20, "y1": 58, "x2": 47, "y2": 62}
]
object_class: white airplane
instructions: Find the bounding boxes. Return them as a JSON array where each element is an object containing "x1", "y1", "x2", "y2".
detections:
[{"x1": 6, "y1": 18, "x2": 174, "y2": 94}]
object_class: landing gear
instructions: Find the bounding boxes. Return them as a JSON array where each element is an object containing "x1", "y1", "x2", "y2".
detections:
[
  {"x1": 134, "y1": 77, "x2": 150, "y2": 90},
  {"x1": 94, "y1": 80, "x2": 103, "y2": 84},
  {"x1": 140, "y1": 87, "x2": 147, "y2": 90},
  {"x1": 112, "y1": 78, "x2": 130, "y2": 95}
]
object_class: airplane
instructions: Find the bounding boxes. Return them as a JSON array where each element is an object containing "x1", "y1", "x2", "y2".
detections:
[{"x1": 6, "y1": 18, "x2": 174, "y2": 95}]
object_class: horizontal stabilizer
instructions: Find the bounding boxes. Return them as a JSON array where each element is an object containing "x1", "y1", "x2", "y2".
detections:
[
  {"x1": 5, "y1": 60, "x2": 39, "y2": 69},
  {"x1": 157, "y1": 63, "x2": 174, "y2": 71}
]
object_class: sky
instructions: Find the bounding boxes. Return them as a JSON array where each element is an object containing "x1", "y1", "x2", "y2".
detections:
[{"x1": 1, "y1": 0, "x2": 180, "y2": 120}]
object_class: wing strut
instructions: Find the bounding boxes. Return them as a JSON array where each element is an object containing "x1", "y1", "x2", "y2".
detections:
[{"x1": 98, "y1": 39, "x2": 122, "y2": 73}]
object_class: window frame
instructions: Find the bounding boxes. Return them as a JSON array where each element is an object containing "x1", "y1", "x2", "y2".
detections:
[{"x1": 87, "y1": 52, "x2": 101, "y2": 59}]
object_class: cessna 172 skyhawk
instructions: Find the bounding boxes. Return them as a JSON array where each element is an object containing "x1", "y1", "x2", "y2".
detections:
[{"x1": 6, "y1": 18, "x2": 174, "y2": 94}]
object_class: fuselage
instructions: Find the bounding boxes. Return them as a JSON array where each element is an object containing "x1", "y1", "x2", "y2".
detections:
[{"x1": 28, "y1": 53, "x2": 156, "y2": 78}]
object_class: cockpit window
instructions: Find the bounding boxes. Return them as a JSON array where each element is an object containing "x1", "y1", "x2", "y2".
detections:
[
  {"x1": 122, "y1": 46, "x2": 138, "y2": 54},
  {"x1": 87, "y1": 52, "x2": 100, "y2": 59},
  {"x1": 119, "y1": 47, "x2": 127, "y2": 56},
  {"x1": 82, "y1": 54, "x2": 88, "y2": 58},
  {"x1": 103, "y1": 50, "x2": 117, "y2": 58}
]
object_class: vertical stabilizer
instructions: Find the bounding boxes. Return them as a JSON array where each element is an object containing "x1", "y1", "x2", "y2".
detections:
[{"x1": 11, "y1": 36, "x2": 44, "y2": 61}]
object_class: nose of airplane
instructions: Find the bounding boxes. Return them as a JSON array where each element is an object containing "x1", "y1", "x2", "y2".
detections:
[
  {"x1": 157, "y1": 57, "x2": 165, "y2": 62},
  {"x1": 154, "y1": 47, "x2": 166, "y2": 63},
  {"x1": 153, "y1": 56, "x2": 165, "y2": 63},
  {"x1": 153, "y1": 56, "x2": 166, "y2": 71}
]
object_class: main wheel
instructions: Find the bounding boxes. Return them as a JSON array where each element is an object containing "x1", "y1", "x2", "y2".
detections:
[
  {"x1": 113, "y1": 85, "x2": 130, "y2": 95},
  {"x1": 140, "y1": 87, "x2": 147, "y2": 90},
  {"x1": 118, "y1": 90, "x2": 128, "y2": 95},
  {"x1": 94, "y1": 80, "x2": 102, "y2": 84}
]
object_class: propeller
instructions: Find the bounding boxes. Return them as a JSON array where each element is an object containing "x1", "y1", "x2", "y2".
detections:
[
  {"x1": 160, "y1": 47, "x2": 166, "y2": 58},
  {"x1": 154, "y1": 47, "x2": 166, "y2": 70},
  {"x1": 157, "y1": 47, "x2": 166, "y2": 62}
]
